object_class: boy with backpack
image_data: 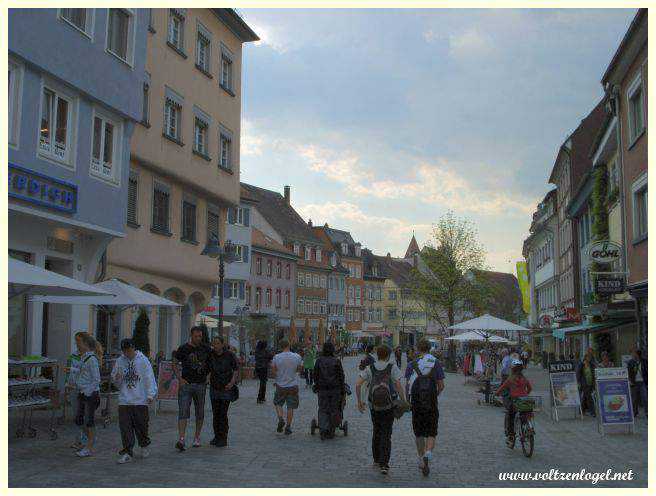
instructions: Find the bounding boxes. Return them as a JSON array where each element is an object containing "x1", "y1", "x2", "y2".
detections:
[
  {"x1": 408, "y1": 339, "x2": 445, "y2": 477},
  {"x1": 355, "y1": 344, "x2": 406, "y2": 475}
]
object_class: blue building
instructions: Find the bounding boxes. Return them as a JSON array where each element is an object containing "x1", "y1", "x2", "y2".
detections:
[{"x1": 8, "y1": 8, "x2": 148, "y2": 362}]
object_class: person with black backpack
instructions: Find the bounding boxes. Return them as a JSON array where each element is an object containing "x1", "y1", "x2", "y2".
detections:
[
  {"x1": 408, "y1": 339, "x2": 445, "y2": 477},
  {"x1": 313, "y1": 342, "x2": 346, "y2": 440},
  {"x1": 355, "y1": 344, "x2": 405, "y2": 475}
]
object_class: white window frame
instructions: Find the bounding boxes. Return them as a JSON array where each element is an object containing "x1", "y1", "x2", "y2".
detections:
[
  {"x1": 298, "y1": 272, "x2": 304, "y2": 287},
  {"x1": 626, "y1": 73, "x2": 645, "y2": 145},
  {"x1": 229, "y1": 282, "x2": 239, "y2": 300},
  {"x1": 168, "y1": 9, "x2": 185, "y2": 51},
  {"x1": 105, "y1": 8, "x2": 136, "y2": 66},
  {"x1": 305, "y1": 274, "x2": 311, "y2": 287},
  {"x1": 89, "y1": 107, "x2": 122, "y2": 186},
  {"x1": 8, "y1": 60, "x2": 23, "y2": 149},
  {"x1": 58, "y1": 8, "x2": 95, "y2": 38},
  {"x1": 196, "y1": 21, "x2": 211, "y2": 73},
  {"x1": 632, "y1": 172, "x2": 648, "y2": 240},
  {"x1": 37, "y1": 79, "x2": 77, "y2": 168},
  {"x1": 219, "y1": 125, "x2": 233, "y2": 171},
  {"x1": 220, "y1": 43, "x2": 234, "y2": 92},
  {"x1": 305, "y1": 246, "x2": 311, "y2": 261},
  {"x1": 293, "y1": 243, "x2": 300, "y2": 255},
  {"x1": 193, "y1": 117, "x2": 208, "y2": 155},
  {"x1": 316, "y1": 248, "x2": 322, "y2": 262},
  {"x1": 234, "y1": 245, "x2": 244, "y2": 263},
  {"x1": 164, "y1": 91, "x2": 183, "y2": 142}
]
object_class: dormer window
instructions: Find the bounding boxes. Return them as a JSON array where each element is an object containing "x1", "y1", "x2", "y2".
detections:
[
  {"x1": 355, "y1": 244, "x2": 361, "y2": 257},
  {"x1": 304, "y1": 246, "x2": 311, "y2": 261},
  {"x1": 316, "y1": 247, "x2": 322, "y2": 262},
  {"x1": 372, "y1": 265, "x2": 378, "y2": 276},
  {"x1": 293, "y1": 243, "x2": 300, "y2": 255},
  {"x1": 331, "y1": 253, "x2": 337, "y2": 267},
  {"x1": 341, "y1": 243, "x2": 348, "y2": 255}
]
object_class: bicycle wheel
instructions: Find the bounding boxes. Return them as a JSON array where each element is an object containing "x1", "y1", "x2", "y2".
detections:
[{"x1": 520, "y1": 423, "x2": 534, "y2": 458}]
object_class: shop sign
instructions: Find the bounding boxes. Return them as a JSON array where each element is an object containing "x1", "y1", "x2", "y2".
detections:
[
  {"x1": 9, "y1": 163, "x2": 77, "y2": 213},
  {"x1": 554, "y1": 306, "x2": 581, "y2": 323},
  {"x1": 539, "y1": 314, "x2": 552, "y2": 329},
  {"x1": 588, "y1": 240, "x2": 622, "y2": 264},
  {"x1": 595, "y1": 367, "x2": 634, "y2": 429},
  {"x1": 595, "y1": 277, "x2": 625, "y2": 295}
]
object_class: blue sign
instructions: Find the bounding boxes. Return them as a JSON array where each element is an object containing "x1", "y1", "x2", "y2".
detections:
[
  {"x1": 8, "y1": 163, "x2": 77, "y2": 213},
  {"x1": 596, "y1": 368, "x2": 634, "y2": 425}
]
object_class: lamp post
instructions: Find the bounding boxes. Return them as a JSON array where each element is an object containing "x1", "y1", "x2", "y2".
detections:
[
  {"x1": 202, "y1": 233, "x2": 237, "y2": 343},
  {"x1": 235, "y1": 305, "x2": 250, "y2": 354}
]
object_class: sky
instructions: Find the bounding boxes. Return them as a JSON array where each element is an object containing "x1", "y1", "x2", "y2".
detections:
[{"x1": 238, "y1": 8, "x2": 636, "y2": 274}]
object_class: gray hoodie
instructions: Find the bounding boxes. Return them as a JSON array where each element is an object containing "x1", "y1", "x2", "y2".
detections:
[{"x1": 111, "y1": 351, "x2": 157, "y2": 406}]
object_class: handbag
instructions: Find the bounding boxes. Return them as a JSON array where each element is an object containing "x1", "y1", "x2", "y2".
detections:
[{"x1": 392, "y1": 398, "x2": 411, "y2": 419}]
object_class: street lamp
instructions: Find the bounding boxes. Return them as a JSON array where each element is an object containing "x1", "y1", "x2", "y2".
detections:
[{"x1": 202, "y1": 233, "x2": 237, "y2": 343}]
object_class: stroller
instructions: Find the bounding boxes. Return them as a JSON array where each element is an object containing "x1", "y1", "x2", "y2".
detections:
[{"x1": 310, "y1": 383, "x2": 351, "y2": 438}]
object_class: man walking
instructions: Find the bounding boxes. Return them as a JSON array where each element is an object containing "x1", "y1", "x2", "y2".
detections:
[
  {"x1": 271, "y1": 339, "x2": 303, "y2": 435},
  {"x1": 355, "y1": 344, "x2": 405, "y2": 475},
  {"x1": 207, "y1": 336, "x2": 239, "y2": 447},
  {"x1": 303, "y1": 344, "x2": 317, "y2": 388},
  {"x1": 172, "y1": 326, "x2": 211, "y2": 451},
  {"x1": 254, "y1": 340, "x2": 273, "y2": 404},
  {"x1": 628, "y1": 348, "x2": 648, "y2": 417},
  {"x1": 408, "y1": 339, "x2": 445, "y2": 477},
  {"x1": 112, "y1": 339, "x2": 157, "y2": 464}
]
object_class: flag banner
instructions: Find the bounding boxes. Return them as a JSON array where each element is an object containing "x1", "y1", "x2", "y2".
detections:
[{"x1": 516, "y1": 261, "x2": 531, "y2": 315}]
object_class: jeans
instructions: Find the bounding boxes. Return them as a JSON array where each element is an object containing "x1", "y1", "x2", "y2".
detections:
[
  {"x1": 178, "y1": 382, "x2": 206, "y2": 421},
  {"x1": 503, "y1": 399, "x2": 516, "y2": 437},
  {"x1": 210, "y1": 391, "x2": 231, "y2": 443},
  {"x1": 305, "y1": 368, "x2": 314, "y2": 386},
  {"x1": 118, "y1": 405, "x2": 150, "y2": 456},
  {"x1": 317, "y1": 388, "x2": 342, "y2": 435},
  {"x1": 256, "y1": 368, "x2": 268, "y2": 402},
  {"x1": 370, "y1": 408, "x2": 394, "y2": 466},
  {"x1": 632, "y1": 381, "x2": 648, "y2": 416}
]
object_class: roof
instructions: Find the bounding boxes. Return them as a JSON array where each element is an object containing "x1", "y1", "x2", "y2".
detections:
[
  {"x1": 322, "y1": 226, "x2": 361, "y2": 258},
  {"x1": 240, "y1": 183, "x2": 320, "y2": 246},
  {"x1": 239, "y1": 184, "x2": 259, "y2": 204},
  {"x1": 212, "y1": 9, "x2": 260, "y2": 43},
  {"x1": 472, "y1": 269, "x2": 522, "y2": 316},
  {"x1": 312, "y1": 227, "x2": 350, "y2": 274},
  {"x1": 404, "y1": 235, "x2": 420, "y2": 259},
  {"x1": 251, "y1": 227, "x2": 296, "y2": 257},
  {"x1": 362, "y1": 248, "x2": 387, "y2": 281},
  {"x1": 601, "y1": 9, "x2": 647, "y2": 85}
]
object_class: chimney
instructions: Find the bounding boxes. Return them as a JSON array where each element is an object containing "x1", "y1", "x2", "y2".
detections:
[
  {"x1": 283, "y1": 185, "x2": 290, "y2": 205},
  {"x1": 308, "y1": 219, "x2": 313, "y2": 227},
  {"x1": 324, "y1": 222, "x2": 328, "y2": 228}
]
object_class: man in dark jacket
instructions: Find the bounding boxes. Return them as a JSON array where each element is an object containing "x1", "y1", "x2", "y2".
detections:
[
  {"x1": 207, "y1": 337, "x2": 238, "y2": 447},
  {"x1": 254, "y1": 340, "x2": 273, "y2": 404},
  {"x1": 628, "y1": 348, "x2": 648, "y2": 417},
  {"x1": 576, "y1": 354, "x2": 596, "y2": 416},
  {"x1": 313, "y1": 342, "x2": 346, "y2": 440}
]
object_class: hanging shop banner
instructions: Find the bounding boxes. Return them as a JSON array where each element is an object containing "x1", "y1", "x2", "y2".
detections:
[
  {"x1": 548, "y1": 361, "x2": 581, "y2": 414},
  {"x1": 156, "y1": 360, "x2": 179, "y2": 401},
  {"x1": 595, "y1": 367, "x2": 634, "y2": 429},
  {"x1": 516, "y1": 262, "x2": 531, "y2": 315},
  {"x1": 595, "y1": 277, "x2": 626, "y2": 295}
]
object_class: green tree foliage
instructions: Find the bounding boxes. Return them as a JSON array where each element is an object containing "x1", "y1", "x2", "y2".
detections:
[{"x1": 132, "y1": 308, "x2": 151, "y2": 357}]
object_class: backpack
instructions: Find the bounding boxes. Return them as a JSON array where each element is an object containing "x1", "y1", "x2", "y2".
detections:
[
  {"x1": 315, "y1": 357, "x2": 340, "y2": 390},
  {"x1": 410, "y1": 361, "x2": 437, "y2": 412},
  {"x1": 368, "y1": 364, "x2": 394, "y2": 411}
]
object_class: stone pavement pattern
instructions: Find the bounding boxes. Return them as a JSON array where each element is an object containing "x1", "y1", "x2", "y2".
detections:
[{"x1": 8, "y1": 356, "x2": 648, "y2": 487}]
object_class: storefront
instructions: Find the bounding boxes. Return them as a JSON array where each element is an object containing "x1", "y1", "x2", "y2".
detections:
[{"x1": 552, "y1": 318, "x2": 637, "y2": 364}]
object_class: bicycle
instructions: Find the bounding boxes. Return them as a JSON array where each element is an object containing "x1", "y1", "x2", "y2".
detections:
[{"x1": 505, "y1": 396, "x2": 535, "y2": 458}]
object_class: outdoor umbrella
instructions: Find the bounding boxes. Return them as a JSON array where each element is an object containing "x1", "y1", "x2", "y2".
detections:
[
  {"x1": 447, "y1": 314, "x2": 529, "y2": 333},
  {"x1": 445, "y1": 330, "x2": 511, "y2": 343},
  {"x1": 9, "y1": 258, "x2": 116, "y2": 299}
]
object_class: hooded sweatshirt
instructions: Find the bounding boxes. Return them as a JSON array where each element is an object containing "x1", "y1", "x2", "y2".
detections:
[{"x1": 111, "y1": 351, "x2": 158, "y2": 406}]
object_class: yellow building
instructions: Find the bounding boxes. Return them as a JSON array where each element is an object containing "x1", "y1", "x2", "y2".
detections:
[{"x1": 104, "y1": 9, "x2": 258, "y2": 356}]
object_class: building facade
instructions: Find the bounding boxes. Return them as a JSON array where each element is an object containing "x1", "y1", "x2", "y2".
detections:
[
  {"x1": 362, "y1": 249, "x2": 388, "y2": 344},
  {"x1": 313, "y1": 226, "x2": 347, "y2": 336},
  {"x1": 105, "y1": 8, "x2": 258, "y2": 356},
  {"x1": 8, "y1": 8, "x2": 148, "y2": 362}
]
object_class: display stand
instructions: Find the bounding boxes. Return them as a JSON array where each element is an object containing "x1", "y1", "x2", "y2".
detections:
[
  {"x1": 156, "y1": 360, "x2": 180, "y2": 414},
  {"x1": 8, "y1": 357, "x2": 60, "y2": 440},
  {"x1": 548, "y1": 361, "x2": 582, "y2": 422},
  {"x1": 595, "y1": 367, "x2": 635, "y2": 436}
]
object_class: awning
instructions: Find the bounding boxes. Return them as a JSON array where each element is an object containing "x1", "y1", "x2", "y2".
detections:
[{"x1": 552, "y1": 319, "x2": 634, "y2": 340}]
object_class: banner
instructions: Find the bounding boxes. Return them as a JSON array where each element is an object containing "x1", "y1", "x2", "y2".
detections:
[
  {"x1": 549, "y1": 361, "x2": 581, "y2": 409},
  {"x1": 595, "y1": 367, "x2": 634, "y2": 426},
  {"x1": 156, "y1": 360, "x2": 179, "y2": 401},
  {"x1": 516, "y1": 261, "x2": 531, "y2": 315}
]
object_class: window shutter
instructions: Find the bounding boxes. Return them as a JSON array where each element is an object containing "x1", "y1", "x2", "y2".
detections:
[
  {"x1": 223, "y1": 281, "x2": 231, "y2": 298},
  {"x1": 243, "y1": 208, "x2": 250, "y2": 227},
  {"x1": 239, "y1": 282, "x2": 245, "y2": 299},
  {"x1": 228, "y1": 207, "x2": 236, "y2": 224},
  {"x1": 127, "y1": 175, "x2": 138, "y2": 223},
  {"x1": 243, "y1": 246, "x2": 249, "y2": 263},
  {"x1": 207, "y1": 210, "x2": 219, "y2": 242}
]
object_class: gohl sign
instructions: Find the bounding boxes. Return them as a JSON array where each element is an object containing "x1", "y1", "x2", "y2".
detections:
[{"x1": 588, "y1": 240, "x2": 622, "y2": 264}]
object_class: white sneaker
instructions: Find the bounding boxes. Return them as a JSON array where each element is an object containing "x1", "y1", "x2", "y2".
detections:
[
  {"x1": 76, "y1": 448, "x2": 92, "y2": 458},
  {"x1": 192, "y1": 438, "x2": 201, "y2": 448},
  {"x1": 139, "y1": 447, "x2": 150, "y2": 459},
  {"x1": 117, "y1": 453, "x2": 133, "y2": 464}
]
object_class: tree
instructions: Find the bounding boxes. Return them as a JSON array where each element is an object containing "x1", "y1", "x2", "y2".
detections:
[{"x1": 132, "y1": 308, "x2": 151, "y2": 357}]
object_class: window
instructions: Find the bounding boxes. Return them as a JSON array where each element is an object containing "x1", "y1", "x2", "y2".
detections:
[
  {"x1": 632, "y1": 174, "x2": 648, "y2": 241},
  {"x1": 60, "y1": 8, "x2": 92, "y2": 35},
  {"x1": 276, "y1": 261, "x2": 282, "y2": 278},
  {"x1": 313, "y1": 275, "x2": 319, "y2": 287},
  {"x1": 284, "y1": 290, "x2": 290, "y2": 309},
  {"x1": 8, "y1": 61, "x2": 22, "y2": 147},
  {"x1": 293, "y1": 243, "x2": 300, "y2": 255},
  {"x1": 331, "y1": 253, "x2": 337, "y2": 266},
  {"x1": 228, "y1": 282, "x2": 239, "y2": 299},
  {"x1": 266, "y1": 289, "x2": 272, "y2": 307},
  {"x1": 316, "y1": 248, "x2": 322, "y2": 262},
  {"x1": 320, "y1": 276, "x2": 326, "y2": 288},
  {"x1": 152, "y1": 182, "x2": 170, "y2": 233},
  {"x1": 298, "y1": 272, "x2": 304, "y2": 287},
  {"x1": 275, "y1": 289, "x2": 281, "y2": 308},
  {"x1": 256, "y1": 257, "x2": 262, "y2": 276},
  {"x1": 168, "y1": 9, "x2": 185, "y2": 52},
  {"x1": 127, "y1": 172, "x2": 138, "y2": 225},
  {"x1": 141, "y1": 74, "x2": 150, "y2": 126},
  {"x1": 207, "y1": 206, "x2": 219, "y2": 243},
  {"x1": 220, "y1": 44, "x2": 234, "y2": 93},
  {"x1": 305, "y1": 301, "x2": 312, "y2": 314},
  {"x1": 219, "y1": 126, "x2": 233, "y2": 170},
  {"x1": 181, "y1": 200, "x2": 196, "y2": 242},
  {"x1": 107, "y1": 9, "x2": 134, "y2": 63},
  {"x1": 234, "y1": 245, "x2": 243, "y2": 262},
  {"x1": 313, "y1": 301, "x2": 319, "y2": 314},
  {"x1": 304, "y1": 246, "x2": 311, "y2": 261},
  {"x1": 245, "y1": 285, "x2": 251, "y2": 305},
  {"x1": 266, "y1": 260, "x2": 272, "y2": 277},
  {"x1": 228, "y1": 207, "x2": 248, "y2": 225},
  {"x1": 305, "y1": 274, "x2": 312, "y2": 287},
  {"x1": 91, "y1": 112, "x2": 119, "y2": 182},
  {"x1": 194, "y1": 118, "x2": 208, "y2": 156},
  {"x1": 164, "y1": 93, "x2": 183, "y2": 142},
  {"x1": 627, "y1": 75, "x2": 645, "y2": 143},
  {"x1": 341, "y1": 243, "x2": 348, "y2": 255},
  {"x1": 255, "y1": 288, "x2": 262, "y2": 309},
  {"x1": 389, "y1": 290, "x2": 397, "y2": 300},
  {"x1": 286, "y1": 264, "x2": 291, "y2": 279},
  {"x1": 39, "y1": 86, "x2": 73, "y2": 163},
  {"x1": 196, "y1": 23, "x2": 211, "y2": 73}
]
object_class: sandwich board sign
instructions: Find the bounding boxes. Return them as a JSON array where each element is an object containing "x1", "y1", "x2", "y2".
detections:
[
  {"x1": 156, "y1": 360, "x2": 179, "y2": 413},
  {"x1": 548, "y1": 360, "x2": 582, "y2": 421},
  {"x1": 595, "y1": 367, "x2": 634, "y2": 435}
]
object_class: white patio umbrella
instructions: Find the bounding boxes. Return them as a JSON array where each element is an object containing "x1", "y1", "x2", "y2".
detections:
[
  {"x1": 445, "y1": 330, "x2": 511, "y2": 343},
  {"x1": 448, "y1": 314, "x2": 529, "y2": 333},
  {"x1": 9, "y1": 258, "x2": 116, "y2": 299}
]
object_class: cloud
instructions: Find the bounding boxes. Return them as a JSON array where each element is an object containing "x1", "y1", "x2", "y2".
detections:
[
  {"x1": 448, "y1": 27, "x2": 494, "y2": 59},
  {"x1": 240, "y1": 119, "x2": 265, "y2": 156}
]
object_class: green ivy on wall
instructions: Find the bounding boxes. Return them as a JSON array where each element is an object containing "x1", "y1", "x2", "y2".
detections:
[{"x1": 590, "y1": 167, "x2": 609, "y2": 303}]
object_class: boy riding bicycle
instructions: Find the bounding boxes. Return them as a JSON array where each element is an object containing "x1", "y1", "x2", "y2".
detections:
[{"x1": 495, "y1": 359, "x2": 532, "y2": 446}]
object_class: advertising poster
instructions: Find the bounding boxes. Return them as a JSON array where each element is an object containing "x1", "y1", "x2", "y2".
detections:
[
  {"x1": 549, "y1": 361, "x2": 581, "y2": 408},
  {"x1": 596, "y1": 367, "x2": 634, "y2": 426},
  {"x1": 157, "y1": 360, "x2": 179, "y2": 400}
]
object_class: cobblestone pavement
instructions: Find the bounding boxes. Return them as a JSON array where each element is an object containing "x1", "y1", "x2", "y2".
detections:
[{"x1": 8, "y1": 356, "x2": 648, "y2": 487}]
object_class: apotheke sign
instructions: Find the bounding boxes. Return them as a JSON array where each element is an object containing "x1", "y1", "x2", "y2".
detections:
[{"x1": 588, "y1": 240, "x2": 622, "y2": 264}]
